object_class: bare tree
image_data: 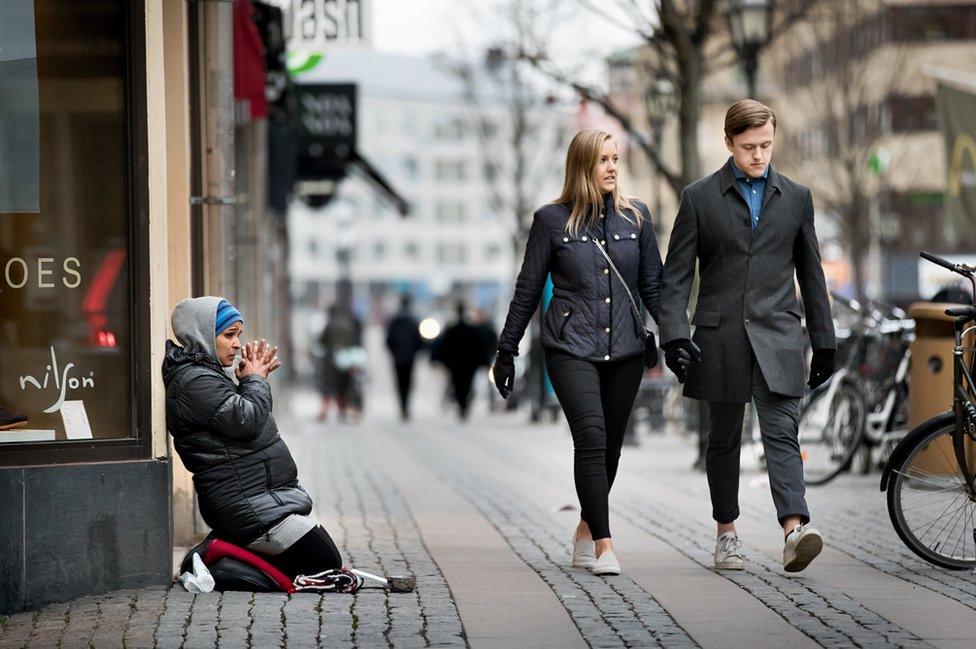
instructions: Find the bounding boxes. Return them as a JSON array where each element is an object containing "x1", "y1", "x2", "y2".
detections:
[
  {"x1": 776, "y1": 0, "x2": 908, "y2": 302},
  {"x1": 447, "y1": 0, "x2": 568, "y2": 259},
  {"x1": 521, "y1": 0, "x2": 816, "y2": 198}
]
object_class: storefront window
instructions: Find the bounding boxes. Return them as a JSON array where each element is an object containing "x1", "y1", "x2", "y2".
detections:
[{"x1": 0, "y1": 1, "x2": 143, "y2": 450}]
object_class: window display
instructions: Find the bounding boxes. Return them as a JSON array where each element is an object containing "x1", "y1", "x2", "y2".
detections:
[{"x1": 0, "y1": 0, "x2": 134, "y2": 445}]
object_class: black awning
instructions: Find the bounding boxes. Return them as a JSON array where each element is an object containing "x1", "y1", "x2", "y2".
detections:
[{"x1": 348, "y1": 150, "x2": 410, "y2": 217}]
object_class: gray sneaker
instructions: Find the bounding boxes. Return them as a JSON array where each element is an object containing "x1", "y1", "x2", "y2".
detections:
[
  {"x1": 783, "y1": 524, "x2": 823, "y2": 572},
  {"x1": 714, "y1": 532, "x2": 745, "y2": 570}
]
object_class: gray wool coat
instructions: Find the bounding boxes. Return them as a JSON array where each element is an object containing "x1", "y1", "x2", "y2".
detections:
[{"x1": 658, "y1": 163, "x2": 836, "y2": 403}]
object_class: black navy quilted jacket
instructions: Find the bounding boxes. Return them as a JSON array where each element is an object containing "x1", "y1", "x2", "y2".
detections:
[
  {"x1": 497, "y1": 196, "x2": 663, "y2": 362},
  {"x1": 163, "y1": 341, "x2": 312, "y2": 545}
]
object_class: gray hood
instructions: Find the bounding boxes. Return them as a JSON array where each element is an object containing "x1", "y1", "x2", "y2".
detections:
[{"x1": 171, "y1": 296, "x2": 224, "y2": 359}]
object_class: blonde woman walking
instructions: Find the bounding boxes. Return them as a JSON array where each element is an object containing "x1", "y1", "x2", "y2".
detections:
[{"x1": 491, "y1": 129, "x2": 663, "y2": 576}]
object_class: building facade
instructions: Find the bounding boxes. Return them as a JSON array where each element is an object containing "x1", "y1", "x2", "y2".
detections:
[
  {"x1": 605, "y1": 1, "x2": 976, "y2": 302},
  {"x1": 286, "y1": 49, "x2": 568, "y2": 375},
  {"x1": 764, "y1": 0, "x2": 976, "y2": 301},
  {"x1": 0, "y1": 0, "x2": 287, "y2": 614}
]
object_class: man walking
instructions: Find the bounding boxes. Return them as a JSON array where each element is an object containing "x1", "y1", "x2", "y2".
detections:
[
  {"x1": 435, "y1": 302, "x2": 490, "y2": 421},
  {"x1": 659, "y1": 100, "x2": 836, "y2": 573},
  {"x1": 385, "y1": 294, "x2": 425, "y2": 421}
]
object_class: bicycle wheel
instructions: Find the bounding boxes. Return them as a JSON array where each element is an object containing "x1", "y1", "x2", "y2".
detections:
[
  {"x1": 887, "y1": 420, "x2": 976, "y2": 570},
  {"x1": 798, "y1": 381, "x2": 866, "y2": 486}
]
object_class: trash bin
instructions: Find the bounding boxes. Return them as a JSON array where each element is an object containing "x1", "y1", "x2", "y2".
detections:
[
  {"x1": 908, "y1": 302, "x2": 959, "y2": 427},
  {"x1": 907, "y1": 302, "x2": 972, "y2": 473}
]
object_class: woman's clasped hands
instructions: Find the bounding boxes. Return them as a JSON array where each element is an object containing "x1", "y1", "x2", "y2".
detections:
[{"x1": 236, "y1": 338, "x2": 282, "y2": 380}]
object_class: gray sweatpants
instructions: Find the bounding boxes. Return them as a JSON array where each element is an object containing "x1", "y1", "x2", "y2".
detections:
[{"x1": 705, "y1": 357, "x2": 810, "y2": 525}]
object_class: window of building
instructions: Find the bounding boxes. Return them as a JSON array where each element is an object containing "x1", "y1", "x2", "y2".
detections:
[
  {"x1": 433, "y1": 114, "x2": 466, "y2": 140},
  {"x1": 888, "y1": 94, "x2": 938, "y2": 133},
  {"x1": 435, "y1": 159, "x2": 466, "y2": 182},
  {"x1": 435, "y1": 200, "x2": 466, "y2": 223},
  {"x1": 485, "y1": 243, "x2": 502, "y2": 261},
  {"x1": 373, "y1": 241, "x2": 387, "y2": 261},
  {"x1": 404, "y1": 241, "x2": 421, "y2": 260},
  {"x1": 890, "y1": 5, "x2": 976, "y2": 42},
  {"x1": 435, "y1": 242, "x2": 466, "y2": 264},
  {"x1": 483, "y1": 161, "x2": 498, "y2": 182},
  {"x1": 403, "y1": 156, "x2": 419, "y2": 179},
  {"x1": 0, "y1": 1, "x2": 150, "y2": 462}
]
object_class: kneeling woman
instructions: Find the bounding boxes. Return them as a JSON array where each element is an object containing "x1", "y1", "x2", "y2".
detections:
[
  {"x1": 164, "y1": 297, "x2": 342, "y2": 579},
  {"x1": 492, "y1": 129, "x2": 663, "y2": 576}
]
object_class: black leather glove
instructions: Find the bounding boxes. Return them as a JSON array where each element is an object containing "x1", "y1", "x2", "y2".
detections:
[
  {"x1": 808, "y1": 348, "x2": 836, "y2": 390},
  {"x1": 662, "y1": 339, "x2": 702, "y2": 384},
  {"x1": 491, "y1": 351, "x2": 516, "y2": 399}
]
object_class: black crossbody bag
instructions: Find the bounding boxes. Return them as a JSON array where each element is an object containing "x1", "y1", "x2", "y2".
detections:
[{"x1": 593, "y1": 239, "x2": 659, "y2": 369}]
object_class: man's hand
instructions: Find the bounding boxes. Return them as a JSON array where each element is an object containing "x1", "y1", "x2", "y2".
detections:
[
  {"x1": 808, "y1": 348, "x2": 835, "y2": 390},
  {"x1": 491, "y1": 351, "x2": 516, "y2": 399},
  {"x1": 236, "y1": 338, "x2": 282, "y2": 381},
  {"x1": 663, "y1": 339, "x2": 702, "y2": 383}
]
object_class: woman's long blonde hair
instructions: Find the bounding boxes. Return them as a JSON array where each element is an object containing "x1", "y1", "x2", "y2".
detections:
[{"x1": 554, "y1": 129, "x2": 641, "y2": 237}]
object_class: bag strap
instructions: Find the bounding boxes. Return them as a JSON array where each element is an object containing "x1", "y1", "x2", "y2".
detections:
[{"x1": 592, "y1": 239, "x2": 646, "y2": 332}]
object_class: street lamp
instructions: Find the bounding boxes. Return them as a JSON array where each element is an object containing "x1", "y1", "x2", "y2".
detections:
[
  {"x1": 644, "y1": 73, "x2": 675, "y2": 227},
  {"x1": 727, "y1": 0, "x2": 773, "y2": 99}
]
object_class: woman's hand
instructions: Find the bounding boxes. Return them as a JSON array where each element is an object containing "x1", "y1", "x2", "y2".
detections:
[
  {"x1": 235, "y1": 338, "x2": 282, "y2": 380},
  {"x1": 491, "y1": 351, "x2": 515, "y2": 399}
]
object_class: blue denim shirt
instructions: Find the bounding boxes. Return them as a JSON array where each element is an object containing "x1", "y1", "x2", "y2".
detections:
[{"x1": 729, "y1": 157, "x2": 768, "y2": 231}]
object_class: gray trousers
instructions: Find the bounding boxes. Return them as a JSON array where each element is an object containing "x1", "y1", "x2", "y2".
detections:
[{"x1": 705, "y1": 356, "x2": 810, "y2": 525}]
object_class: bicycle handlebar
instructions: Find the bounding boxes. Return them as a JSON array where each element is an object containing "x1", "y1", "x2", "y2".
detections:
[
  {"x1": 920, "y1": 251, "x2": 957, "y2": 272},
  {"x1": 920, "y1": 250, "x2": 976, "y2": 276}
]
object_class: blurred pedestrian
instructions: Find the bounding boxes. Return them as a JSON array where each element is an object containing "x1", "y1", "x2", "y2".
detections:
[
  {"x1": 437, "y1": 302, "x2": 490, "y2": 420},
  {"x1": 385, "y1": 294, "x2": 425, "y2": 421},
  {"x1": 659, "y1": 100, "x2": 835, "y2": 574},
  {"x1": 317, "y1": 302, "x2": 365, "y2": 423},
  {"x1": 492, "y1": 128, "x2": 663, "y2": 577}
]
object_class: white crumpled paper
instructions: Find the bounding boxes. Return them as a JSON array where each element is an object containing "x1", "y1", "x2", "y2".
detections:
[{"x1": 179, "y1": 552, "x2": 215, "y2": 593}]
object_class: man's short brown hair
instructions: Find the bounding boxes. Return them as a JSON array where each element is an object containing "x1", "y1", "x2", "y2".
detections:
[{"x1": 724, "y1": 99, "x2": 777, "y2": 139}]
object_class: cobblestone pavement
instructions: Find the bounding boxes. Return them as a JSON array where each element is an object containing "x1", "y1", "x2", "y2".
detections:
[
  {"x1": 0, "y1": 410, "x2": 465, "y2": 649},
  {"x1": 4, "y1": 355, "x2": 976, "y2": 647}
]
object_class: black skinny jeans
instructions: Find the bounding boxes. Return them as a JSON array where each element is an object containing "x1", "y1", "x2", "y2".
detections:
[
  {"x1": 545, "y1": 349, "x2": 644, "y2": 539},
  {"x1": 263, "y1": 525, "x2": 343, "y2": 578}
]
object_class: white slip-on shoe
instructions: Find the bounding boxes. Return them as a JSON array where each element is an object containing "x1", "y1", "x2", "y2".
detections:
[
  {"x1": 591, "y1": 550, "x2": 621, "y2": 576},
  {"x1": 714, "y1": 532, "x2": 745, "y2": 570},
  {"x1": 783, "y1": 523, "x2": 823, "y2": 573},
  {"x1": 571, "y1": 532, "x2": 596, "y2": 569}
]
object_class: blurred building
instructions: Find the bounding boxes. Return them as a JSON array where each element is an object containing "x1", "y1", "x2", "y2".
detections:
[
  {"x1": 606, "y1": 1, "x2": 976, "y2": 303},
  {"x1": 764, "y1": 0, "x2": 976, "y2": 301},
  {"x1": 287, "y1": 49, "x2": 569, "y2": 376}
]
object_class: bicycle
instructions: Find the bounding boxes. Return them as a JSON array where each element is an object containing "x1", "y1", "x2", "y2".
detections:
[
  {"x1": 882, "y1": 251, "x2": 976, "y2": 570},
  {"x1": 797, "y1": 295, "x2": 868, "y2": 485},
  {"x1": 849, "y1": 298, "x2": 914, "y2": 475},
  {"x1": 799, "y1": 294, "x2": 914, "y2": 485}
]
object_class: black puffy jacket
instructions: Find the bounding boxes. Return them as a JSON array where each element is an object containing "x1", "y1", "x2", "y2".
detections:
[
  {"x1": 163, "y1": 341, "x2": 312, "y2": 545},
  {"x1": 497, "y1": 197, "x2": 663, "y2": 362}
]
